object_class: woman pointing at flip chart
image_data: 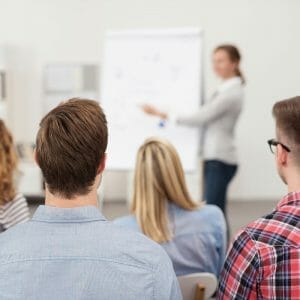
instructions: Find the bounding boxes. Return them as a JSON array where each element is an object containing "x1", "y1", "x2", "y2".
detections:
[{"x1": 142, "y1": 44, "x2": 245, "y2": 226}]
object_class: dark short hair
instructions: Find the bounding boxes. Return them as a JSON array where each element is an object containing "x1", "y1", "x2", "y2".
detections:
[
  {"x1": 36, "y1": 98, "x2": 108, "y2": 199},
  {"x1": 273, "y1": 96, "x2": 300, "y2": 145}
]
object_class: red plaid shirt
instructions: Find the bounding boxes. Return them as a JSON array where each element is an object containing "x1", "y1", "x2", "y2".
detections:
[{"x1": 217, "y1": 192, "x2": 300, "y2": 299}]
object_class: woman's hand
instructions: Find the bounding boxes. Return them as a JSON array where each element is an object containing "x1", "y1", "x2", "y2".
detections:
[{"x1": 141, "y1": 104, "x2": 168, "y2": 120}]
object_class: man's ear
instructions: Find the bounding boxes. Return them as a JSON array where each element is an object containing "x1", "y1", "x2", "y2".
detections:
[
  {"x1": 277, "y1": 144, "x2": 288, "y2": 166},
  {"x1": 33, "y1": 148, "x2": 39, "y2": 167},
  {"x1": 97, "y1": 153, "x2": 107, "y2": 175}
]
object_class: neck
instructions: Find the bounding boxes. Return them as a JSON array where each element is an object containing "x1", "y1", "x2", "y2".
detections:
[
  {"x1": 45, "y1": 188, "x2": 98, "y2": 208},
  {"x1": 287, "y1": 182, "x2": 300, "y2": 194},
  {"x1": 222, "y1": 74, "x2": 237, "y2": 81},
  {"x1": 45, "y1": 174, "x2": 102, "y2": 208},
  {"x1": 286, "y1": 168, "x2": 300, "y2": 193}
]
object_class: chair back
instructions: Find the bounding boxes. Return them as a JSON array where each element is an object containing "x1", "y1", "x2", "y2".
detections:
[{"x1": 177, "y1": 272, "x2": 218, "y2": 300}]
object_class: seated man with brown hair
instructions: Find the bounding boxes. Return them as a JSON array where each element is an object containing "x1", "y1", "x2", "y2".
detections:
[
  {"x1": 217, "y1": 96, "x2": 300, "y2": 299},
  {"x1": 0, "y1": 99, "x2": 181, "y2": 300}
]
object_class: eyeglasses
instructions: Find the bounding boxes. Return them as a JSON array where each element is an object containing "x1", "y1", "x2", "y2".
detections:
[{"x1": 267, "y1": 139, "x2": 291, "y2": 154}]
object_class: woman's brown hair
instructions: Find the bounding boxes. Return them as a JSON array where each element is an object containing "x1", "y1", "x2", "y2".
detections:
[
  {"x1": 0, "y1": 120, "x2": 18, "y2": 205},
  {"x1": 215, "y1": 44, "x2": 245, "y2": 84}
]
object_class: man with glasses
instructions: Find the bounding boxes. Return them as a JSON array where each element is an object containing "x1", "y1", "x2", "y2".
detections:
[{"x1": 217, "y1": 96, "x2": 300, "y2": 299}]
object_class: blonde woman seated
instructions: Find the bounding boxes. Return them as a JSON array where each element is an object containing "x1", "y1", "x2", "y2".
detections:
[
  {"x1": 0, "y1": 120, "x2": 30, "y2": 233},
  {"x1": 114, "y1": 137, "x2": 226, "y2": 276}
]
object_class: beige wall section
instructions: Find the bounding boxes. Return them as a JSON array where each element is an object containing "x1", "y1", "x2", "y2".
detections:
[{"x1": 0, "y1": 0, "x2": 299, "y2": 201}]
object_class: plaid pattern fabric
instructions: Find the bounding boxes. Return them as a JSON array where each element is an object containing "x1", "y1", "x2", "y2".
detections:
[{"x1": 217, "y1": 192, "x2": 300, "y2": 299}]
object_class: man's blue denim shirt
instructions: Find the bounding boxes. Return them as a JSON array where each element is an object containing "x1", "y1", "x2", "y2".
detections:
[{"x1": 0, "y1": 205, "x2": 181, "y2": 300}]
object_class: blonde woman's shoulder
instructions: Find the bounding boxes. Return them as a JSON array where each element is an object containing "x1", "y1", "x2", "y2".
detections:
[
  {"x1": 200, "y1": 203, "x2": 224, "y2": 214},
  {"x1": 188, "y1": 203, "x2": 225, "y2": 225}
]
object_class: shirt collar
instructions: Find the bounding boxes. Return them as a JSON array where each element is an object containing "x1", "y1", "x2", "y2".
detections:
[
  {"x1": 217, "y1": 76, "x2": 242, "y2": 93},
  {"x1": 32, "y1": 205, "x2": 107, "y2": 223},
  {"x1": 277, "y1": 191, "x2": 300, "y2": 209}
]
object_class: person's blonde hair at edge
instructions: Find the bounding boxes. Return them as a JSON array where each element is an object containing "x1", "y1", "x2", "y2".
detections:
[
  {"x1": 131, "y1": 137, "x2": 201, "y2": 243},
  {"x1": 0, "y1": 120, "x2": 18, "y2": 206}
]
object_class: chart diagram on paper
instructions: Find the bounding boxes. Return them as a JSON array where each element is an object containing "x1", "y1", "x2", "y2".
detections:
[{"x1": 100, "y1": 28, "x2": 203, "y2": 170}]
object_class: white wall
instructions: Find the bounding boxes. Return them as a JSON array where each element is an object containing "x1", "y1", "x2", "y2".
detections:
[{"x1": 1, "y1": 0, "x2": 299, "y2": 201}]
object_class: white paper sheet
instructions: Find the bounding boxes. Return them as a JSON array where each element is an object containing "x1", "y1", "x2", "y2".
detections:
[{"x1": 101, "y1": 28, "x2": 203, "y2": 171}]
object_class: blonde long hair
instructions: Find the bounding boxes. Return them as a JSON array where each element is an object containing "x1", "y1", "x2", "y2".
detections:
[
  {"x1": 131, "y1": 137, "x2": 199, "y2": 243},
  {"x1": 0, "y1": 120, "x2": 18, "y2": 205}
]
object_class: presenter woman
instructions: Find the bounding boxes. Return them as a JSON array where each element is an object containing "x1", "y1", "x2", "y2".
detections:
[{"x1": 142, "y1": 44, "x2": 245, "y2": 224}]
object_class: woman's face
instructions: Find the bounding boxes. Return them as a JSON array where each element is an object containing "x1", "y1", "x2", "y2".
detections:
[{"x1": 212, "y1": 49, "x2": 237, "y2": 80}]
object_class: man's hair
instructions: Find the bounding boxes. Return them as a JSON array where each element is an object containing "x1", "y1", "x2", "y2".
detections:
[
  {"x1": 273, "y1": 96, "x2": 300, "y2": 145},
  {"x1": 36, "y1": 98, "x2": 108, "y2": 199}
]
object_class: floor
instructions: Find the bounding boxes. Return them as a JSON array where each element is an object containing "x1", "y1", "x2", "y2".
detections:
[{"x1": 29, "y1": 199, "x2": 278, "y2": 240}]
